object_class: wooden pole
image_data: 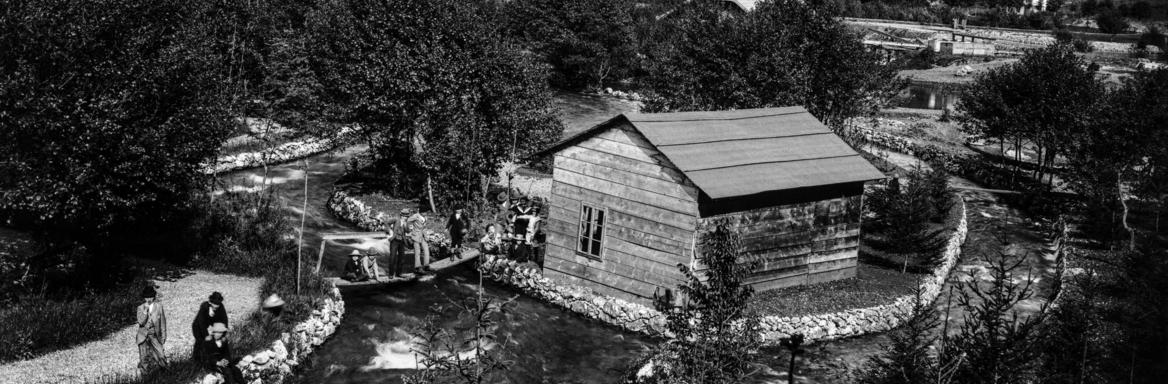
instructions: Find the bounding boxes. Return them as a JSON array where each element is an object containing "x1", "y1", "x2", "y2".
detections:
[{"x1": 297, "y1": 159, "x2": 309, "y2": 295}]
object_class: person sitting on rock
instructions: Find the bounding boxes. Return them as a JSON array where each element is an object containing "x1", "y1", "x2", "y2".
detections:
[
  {"x1": 199, "y1": 323, "x2": 244, "y2": 384},
  {"x1": 342, "y1": 250, "x2": 369, "y2": 282}
]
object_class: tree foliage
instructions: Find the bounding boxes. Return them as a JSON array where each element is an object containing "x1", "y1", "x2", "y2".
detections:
[
  {"x1": 642, "y1": 220, "x2": 764, "y2": 383},
  {"x1": 303, "y1": 0, "x2": 563, "y2": 210},
  {"x1": 0, "y1": 0, "x2": 235, "y2": 243},
  {"x1": 639, "y1": 0, "x2": 901, "y2": 130},
  {"x1": 504, "y1": 0, "x2": 636, "y2": 90},
  {"x1": 957, "y1": 44, "x2": 1105, "y2": 188},
  {"x1": 864, "y1": 166, "x2": 952, "y2": 272}
]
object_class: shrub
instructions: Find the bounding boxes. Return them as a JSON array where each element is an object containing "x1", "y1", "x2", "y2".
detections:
[
  {"x1": 1095, "y1": 11, "x2": 1129, "y2": 34},
  {"x1": 0, "y1": 273, "x2": 150, "y2": 363},
  {"x1": 186, "y1": 192, "x2": 297, "y2": 275},
  {"x1": 1073, "y1": 38, "x2": 1094, "y2": 52}
]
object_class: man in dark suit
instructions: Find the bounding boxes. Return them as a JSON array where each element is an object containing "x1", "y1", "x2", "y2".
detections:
[
  {"x1": 199, "y1": 323, "x2": 244, "y2": 384},
  {"x1": 385, "y1": 208, "x2": 410, "y2": 278},
  {"x1": 191, "y1": 292, "x2": 229, "y2": 361},
  {"x1": 446, "y1": 207, "x2": 470, "y2": 258},
  {"x1": 136, "y1": 286, "x2": 168, "y2": 374}
]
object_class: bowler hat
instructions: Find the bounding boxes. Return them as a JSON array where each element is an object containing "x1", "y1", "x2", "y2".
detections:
[
  {"x1": 209, "y1": 291, "x2": 224, "y2": 305},
  {"x1": 141, "y1": 286, "x2": 157, "y2": 299}
]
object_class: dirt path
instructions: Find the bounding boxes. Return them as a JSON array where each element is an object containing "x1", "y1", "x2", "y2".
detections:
[
  {"x1": 0, "y1": 272, "x2": 263, "y2": 384},
  {"x1": 775, "y1": 149, "x2": 1060, "y2": 384}
]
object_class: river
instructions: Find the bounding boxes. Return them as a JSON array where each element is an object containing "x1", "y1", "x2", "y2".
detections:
[{"x1": 221, "y1": 90, "x2": 644, "y2": 384}]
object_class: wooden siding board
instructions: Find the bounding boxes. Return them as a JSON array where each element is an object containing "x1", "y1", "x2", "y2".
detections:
[
  {"x1": 554, "y1": 155, "x2": 699, "y2": 201},
  {"x1": 553, "y1": 167, "x2": 697, "y2": 216},
  {"x1": 559, "y1": 145, "x2": 693, "y2": 187},
  {"x1": 550, "y1": 182, "x2": 696, "y2": 233},
  {"x1": 545, "y1": 217, "x2": 687, "y2": 256}
]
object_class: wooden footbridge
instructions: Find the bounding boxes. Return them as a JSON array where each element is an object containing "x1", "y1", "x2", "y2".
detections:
[{"x1": 313, "y1": 231, "x2": 481, "y2": 288}]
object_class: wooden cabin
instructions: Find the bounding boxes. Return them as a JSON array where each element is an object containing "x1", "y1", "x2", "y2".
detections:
[{"x1": 531, "y1": 107, "x2": 886, "y2": 305}]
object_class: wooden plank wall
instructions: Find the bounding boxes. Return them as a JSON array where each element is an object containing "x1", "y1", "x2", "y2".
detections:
[
  {"x1": 544, "y1": 123, "x2": 700, "y2": 305},
  {"x1": 698, "y1": 195, "x2": 864, "y2": 292}
]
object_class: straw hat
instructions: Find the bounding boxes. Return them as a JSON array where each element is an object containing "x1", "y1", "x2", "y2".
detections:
[
  {"x1": 208, "y1": 323, "x2": 228, "y2": 333},
  {"x1": 262, "y1": 294, "x2": 285, "y2": 309},
  {"x1": 400, "y1": 208, "x2": 411, "y2": 216},
  {"x1": 349, "y1": 249, "x2": 362, "y2": 256}
]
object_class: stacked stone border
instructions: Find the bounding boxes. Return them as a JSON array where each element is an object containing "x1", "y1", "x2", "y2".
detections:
[
  {"x1": 206, "y1": 127, "x2": 355, "y2": 174},
  {"x1": 327, "y1": 190, "x2": 968, "y2": 344},
  {"x1": 198, "y1": 283, "x2": 345, "y2": 384}
]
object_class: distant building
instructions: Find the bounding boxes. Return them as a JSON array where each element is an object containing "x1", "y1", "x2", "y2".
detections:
[
  {"x1": 930, "y1": 32, "x2": 997, "y2": 56},
  {"x1": 531, "y1": 107, "x2": 886, "y2": 305}
]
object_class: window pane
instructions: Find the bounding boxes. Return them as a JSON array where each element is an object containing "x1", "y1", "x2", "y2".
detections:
[
  {"x1": 595, "y1": 210, "x2": 605, "y2": 226},
  {"x1": 592, "y1": 226, "x2": 603, "y2": 242},
  {"x1": 591, "y1": 239, "x2": 602, "y2": 256}
]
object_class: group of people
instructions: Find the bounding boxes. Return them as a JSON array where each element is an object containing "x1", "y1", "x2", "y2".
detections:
[
  {"x1": 478, "y1": 203, "x2": 544, "y2": 264},
  {"x1": 342, "y1": 200, "x2": 546, "y2": 282},
  {"x1": 135, "y1": 287, "x2": 285, "y2": 384}
]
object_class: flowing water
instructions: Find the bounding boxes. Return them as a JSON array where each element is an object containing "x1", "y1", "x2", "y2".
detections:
[
  {"x1": 290, "y1": 269, "x2": 652, "y2": 384},
  {"x1": 219, "y1": 91, "x2": 646, "y2": 384}
]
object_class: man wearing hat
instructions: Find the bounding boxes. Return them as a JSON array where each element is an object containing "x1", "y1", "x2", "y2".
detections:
[
  {"x1": 407, "y1": 208, "x2": 431, "y2": 274},
  {"x1": 191, "y1": 291, "x2": 229, "y2": 361},
  {"x1": 199, "y1": 322, "x2": 245, "y2": 384},
  {"x1": 136, "y1": 285, "x2": 168, "y2": 374},
  {"x1": 385, "y1": 208, "x2": 410, "y2": 278},
  {"x1": 446, "y1": 206, "x2": 470, "y2": 257}
]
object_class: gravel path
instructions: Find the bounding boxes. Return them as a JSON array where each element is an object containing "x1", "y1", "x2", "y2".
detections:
[{"x1": 0, "y1": 272, "x2": 263, "y2": 384}]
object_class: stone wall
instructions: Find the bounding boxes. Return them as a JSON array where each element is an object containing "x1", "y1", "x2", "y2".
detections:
[
  {"x1": 205, "y1": 127, "x2": 354, "y2": 174},
  {"x1": 200, "y1": 284, "x2": 345, "y2": 384},
  {"x1": 330, "y1": 192, "x2": 968, "y2": 345}
]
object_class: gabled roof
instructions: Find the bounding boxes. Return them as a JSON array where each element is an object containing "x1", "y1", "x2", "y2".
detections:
[{"x1": 534, "y1": 106, "x2": 886, "y2": 200}]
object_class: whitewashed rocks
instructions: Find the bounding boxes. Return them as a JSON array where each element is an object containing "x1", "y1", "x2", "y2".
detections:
[
  {"x1": 204, "y1": 126, "x2": 356, "y2": 174},
  {"x1": 227, "y1": 284, "x2": 345, "y2": 384}
]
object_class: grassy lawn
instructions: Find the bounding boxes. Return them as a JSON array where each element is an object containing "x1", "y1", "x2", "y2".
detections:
[{"x1": 747, "y1": 263, "x2": 922, "y2": 318}]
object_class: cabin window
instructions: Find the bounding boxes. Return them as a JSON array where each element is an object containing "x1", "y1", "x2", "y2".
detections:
[{"x1": 577, "y1": 204, "x2": 606, "y2": 259}]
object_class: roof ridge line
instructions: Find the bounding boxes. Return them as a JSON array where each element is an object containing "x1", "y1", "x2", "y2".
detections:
[
  {"x1": 680, "y1": 154, "x2": 863, "y2": 173},
  {"x1": 627, "y1": 110, "x2": 808, "y2": 123},
  {"x1": 654, "y1": 132, "x2": 834, "y2": 147}
]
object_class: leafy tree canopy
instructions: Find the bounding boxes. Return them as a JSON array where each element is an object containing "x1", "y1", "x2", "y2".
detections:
[
  {"x1": 639, "y1": 0, "x2": 902, "y2": 129},
  {"x1": 504, "y1": 0, "x2": 637, "y2": 90},
  {"x1": 303, "y1": 0, "x2": 563, "y2": 209},
  {"x1": 0, "y1": 0, "x2": 235, "y2": 239}
]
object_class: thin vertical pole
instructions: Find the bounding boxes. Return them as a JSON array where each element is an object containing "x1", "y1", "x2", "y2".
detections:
[{"x1": 297, "y1": 159, "x2": 309, "y2": 295}]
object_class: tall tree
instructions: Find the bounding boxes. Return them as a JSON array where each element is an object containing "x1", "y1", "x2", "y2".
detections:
[
  {"x1": 505, "y1": 0, "x2": 636, "y2": 90},
  {"x1": 303, "y1": 0, "x2": 563, "y2": 210},
  {"x1": 639, "y1": 0, "x2": 901, "y2": 130},
  {"x1": 0, "y1": 0, "x2": 235, "y2": 249},
  {"x1": 957, "y1": 44, "x2": 1105, "y2": 188}
]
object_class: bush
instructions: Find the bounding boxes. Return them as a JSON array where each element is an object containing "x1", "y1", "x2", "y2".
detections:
[
  {"x1": 1072, "y1": 38, "x2": 1094, "y2": 52},
  {"x1": 186, "y1": 191, "x2": 297, "y2": 275},
  {"x1": 0, "y1": 273, "x2": 150, "y2": 363},
  {"x1": 1095, "y1": 11, "x2": 1129, "y2": 34}
]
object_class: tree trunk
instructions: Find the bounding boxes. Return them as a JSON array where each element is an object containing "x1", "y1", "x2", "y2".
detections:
[{"x1": 427, "y1": 174, "x2": 438, "y2": 214}]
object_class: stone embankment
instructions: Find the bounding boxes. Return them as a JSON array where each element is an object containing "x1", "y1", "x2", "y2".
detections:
[
  {"x1": 206, "y1": 127, "x2": 355, "y2": 174},
  {"x1": 202, "y1": 285, "x2": 344, "y2": 384}
]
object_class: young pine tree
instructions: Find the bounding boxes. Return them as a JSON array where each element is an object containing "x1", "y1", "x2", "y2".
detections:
[{"x1": 641, "y1": 220, "x2": 765, "y2": 384}]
